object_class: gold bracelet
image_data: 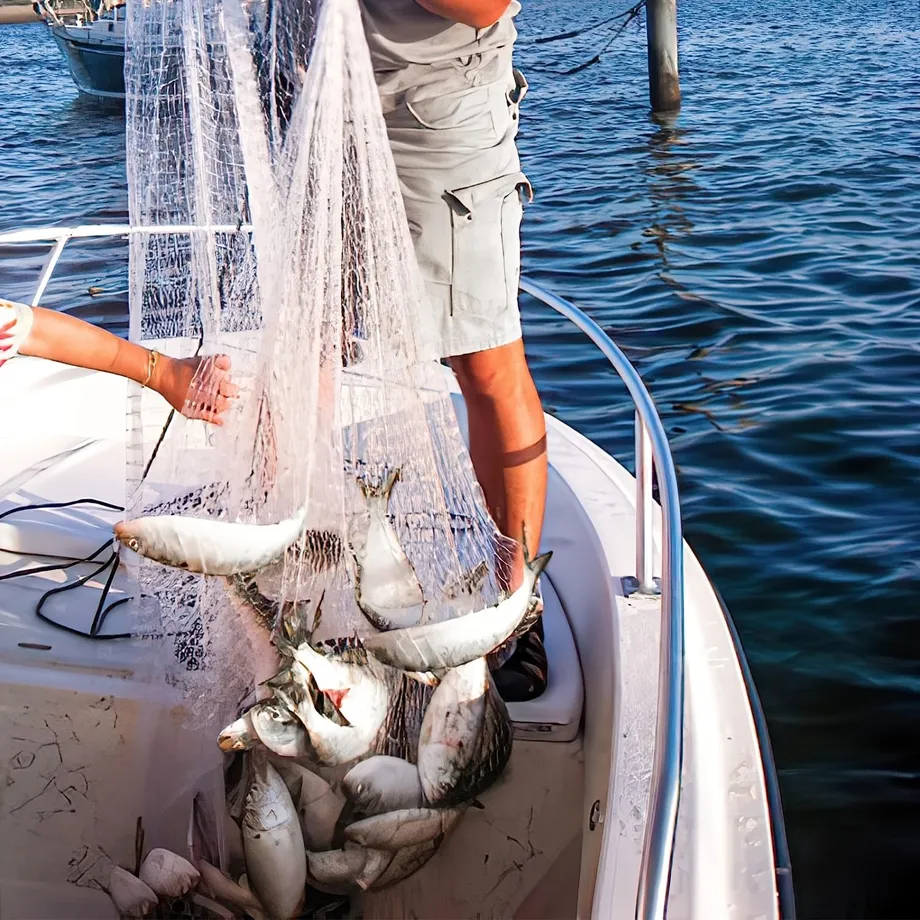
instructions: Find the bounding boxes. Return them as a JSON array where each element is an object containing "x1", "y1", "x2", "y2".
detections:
[{"x1": 142, "y1": 349, "x2": 158, "y2": 388}]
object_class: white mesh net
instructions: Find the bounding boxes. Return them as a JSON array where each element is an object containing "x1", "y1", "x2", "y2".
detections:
[{"x1": 123, "y1": 0, "x2": 514, "y2": 731}]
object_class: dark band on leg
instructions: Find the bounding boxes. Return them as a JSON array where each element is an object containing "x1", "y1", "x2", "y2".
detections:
[{"x1": 502, "y1": 434, "x2": 547, "y2": 469}]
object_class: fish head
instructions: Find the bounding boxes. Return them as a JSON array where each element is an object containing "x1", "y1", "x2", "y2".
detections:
[
  {"x1": 113, "y1": 516, "x2": 189, "y2": 569},
  {"x1": 255, "y1": 701, "x2": 295, "y2": 726},
  {"x1": 250, "y1": 702, "x2": 305, "y2": 752},
  {"x1": 293, "y1": 638, "x2": 386, "y2": 717},
  {"x1": 113, "y1": 518, "x2": 147, "y2": 556},
  {"x1": 243, "y1": 758, "x2": 293, "y2": 833},
  {"x1": 218, "y1": 710, "x2": 257, "y2": 752}
]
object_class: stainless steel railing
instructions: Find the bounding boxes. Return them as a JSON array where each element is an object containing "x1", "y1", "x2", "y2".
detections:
[
  {"x1": 519, "y1": 278, "x2": 684, "y2": 920},
  {"x1": 0, "y1": 224, "x2": 685, "y2": 920}
]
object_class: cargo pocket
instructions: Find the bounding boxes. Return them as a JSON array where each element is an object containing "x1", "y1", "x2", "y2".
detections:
[
  {"x1": 444, "y1": 171, "x2": 533, "y2": 318},
  {"x1": 405, "y1": 83, "x2": 497, "y2": 139}
]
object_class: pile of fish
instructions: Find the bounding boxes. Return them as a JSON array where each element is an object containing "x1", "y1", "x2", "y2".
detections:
[{"x1": 112, "y1": 470, "x2": 551, "y2": 919}]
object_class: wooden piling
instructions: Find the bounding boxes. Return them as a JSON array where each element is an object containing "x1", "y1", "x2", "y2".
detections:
[{"x1": 645, "y1": 0, "x2": 681, "y2": 114}]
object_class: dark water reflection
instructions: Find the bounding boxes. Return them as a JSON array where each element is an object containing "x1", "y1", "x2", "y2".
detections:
[{"x1": 2, "y1": 3, "x2": 920, "y2": 916}]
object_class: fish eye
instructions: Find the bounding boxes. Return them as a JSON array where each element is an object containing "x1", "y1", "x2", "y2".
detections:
[{"x1": 128, "y1": 538, "x2": 141, "y2": 552}]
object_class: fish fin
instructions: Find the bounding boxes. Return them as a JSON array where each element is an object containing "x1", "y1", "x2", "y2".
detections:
[
  {"x1": 224, "y1": 752, "x2": 251, "y2": 823},
  {"x1": 280, "y1": 604, "x2": 298, "y2": 642},
  {"x1": 527, "y1": 549, "x2": 553, "y2": 581},
  {"x1": 273, "y1": 632, "x2": 297, "y2": 660},
  {"x1": 357, "y1": 602, "x2": 394, "y2": 632},
  {"x1": 356, "y1": 466, "x2": 401, "y2": 501},
  {"x1": 381, "y1": 466, "x2": 401, "y2": 499},
  {"x1": 521, "y1": 522, "x2": 536, "y2": 565},
  {"x1": 470, "y1": 799, "x2": 486, "y2": 810},
  {"x1": 261, "y1": 667, "x2": 292, "y2": 691},
  {"x1": 443, "y1": 559, "x2": 490, "y2": 599},
  {"x1": 272, "y1": 684, "x2": 298, "y2": 715},
  {"x1": 312, "y1": 590, "x2": 326, "y2": 636}
]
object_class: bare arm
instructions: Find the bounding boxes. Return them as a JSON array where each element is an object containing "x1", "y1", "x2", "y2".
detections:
[
  {"x1": 2, "y1": 303, "x2": 238, "y2": 425},
  {"x1": 415, "y1": 0, "x2": 511, "y2": 29}
]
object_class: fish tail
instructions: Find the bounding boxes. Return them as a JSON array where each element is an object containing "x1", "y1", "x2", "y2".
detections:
[
  {"x1": 356, "y1": 467, "x2": 401, "y2": 502},
  {"x1": 526, "y1": 548, "x2": 553, "y2": 581},
  {"x1": 261, "y1": 666, "x2": 293, "y2": 691}
]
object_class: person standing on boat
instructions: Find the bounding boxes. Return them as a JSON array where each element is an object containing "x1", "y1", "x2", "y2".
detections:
[
  {"x1": 358, "y1": 0, "x2": 548, "y2": 700},
  {"x1": 0, "y1": 297, "x2": 239, "y2": 425}
]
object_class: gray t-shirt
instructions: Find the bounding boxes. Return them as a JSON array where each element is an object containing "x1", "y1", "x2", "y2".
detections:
[{"x1": 358, "y1": 0, "x2": 521, "y2": 96}]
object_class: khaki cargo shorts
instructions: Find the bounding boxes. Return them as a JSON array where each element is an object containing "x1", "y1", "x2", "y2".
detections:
[{"x1": 382, "y1": 67, "x2": 532, "y2": 359}]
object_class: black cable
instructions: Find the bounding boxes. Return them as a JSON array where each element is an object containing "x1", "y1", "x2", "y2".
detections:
[
  {"x1": 0, "y1": 499, "x2": 132, "y2": 639},
  {"x1": 35, "y1": 548, "x2": 132, "y2": 641},
  {"x1": 0, "y1": 537, "x2": 112, "y2": 582},
  {"x1": 520, "y1": 0, "x2": 647, "y2": 77},
  {"x1": 517, "y1": 0, "x2": 646, "y2": 46},
  {"x1": 0, "y1": 496, "x2": 123, "y2": 522}
]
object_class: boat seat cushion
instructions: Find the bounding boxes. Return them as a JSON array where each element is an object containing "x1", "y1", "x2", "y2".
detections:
[{"x1": 505, "y1": 571, "x2": 584, "y2": 742}]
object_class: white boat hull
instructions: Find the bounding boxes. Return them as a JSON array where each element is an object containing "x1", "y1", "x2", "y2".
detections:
[
  {"x1": 48, "y1": 20, "x2": 125, "y2": 100},
  {"x1": 0, "y1": 349, "x2": 785, "y2": 918}
]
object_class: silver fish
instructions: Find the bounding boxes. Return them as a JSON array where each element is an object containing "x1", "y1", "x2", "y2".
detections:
[
  {"x1": 366, "y1": 838, "x2": 440, "y2": 891},
  {"x1": 138, "y1": 848, "x2": 200, "y2": 899},
  {"x1": 291, "y1": 638, "x2": 391, "y2": 729},
  {"x1": 242, "y1": 753, "x2": 307, "y2": 920},
  {"x1": 306, "y1": 847, "x2": 367, "y2": 894},
  {"x1": 343, "y1": 806, "x2": 466, "y2": 850},
  {"x1": 271, "y1": 760, "x2": 346, "y2": 851},
  {"x1": 262, "y1": 645, "x2": 351, "y2": 729},
  {"x1": 107, "y1": 866, "x2": 157, "y2": 918},
  {"x1": 250, "y1": 701, "x2": 311, "y2": 758},
  {"x1": 217, "y1": 701, "x2": 309, "y2": 756},
  {"x1": 447, "y1": 674, "x2": 514, "y2": 808},
  {"x1": 274, "y1": 660, "x2": 387, "y2": 766},
  {"x1": 364, "y1": 549, "x2": 552, "y2": 672},
  {"x1": 349, "y1": 469, "x2": 425, "y2": 630},
  {"x1": 113, "y1": 502, "x2": 308, "y2": 576},
  {"x1": 275, "y1": 634, "x2": 435, "y2": 764},
  {"x1": 342, "y1": 755, "x2": 425, "y2": 816},
  {"x1": 356, "y1": 848, "x2": 396, "y2": 890},
  {"x1": 416, "y1": 657, "x2": 489, "y2": 807}
]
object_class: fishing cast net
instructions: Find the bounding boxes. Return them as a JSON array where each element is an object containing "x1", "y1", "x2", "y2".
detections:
[{"x1": 123, "y1": 0, "x2": 513, "y2": 730}]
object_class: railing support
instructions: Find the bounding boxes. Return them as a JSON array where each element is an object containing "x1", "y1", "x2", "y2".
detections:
[
  {"x1": 32, "y1": 235, "x2": 69, "y2": 307},
  {"x1": 633, "y1": 413, "x2": 660, "y2": 595}
]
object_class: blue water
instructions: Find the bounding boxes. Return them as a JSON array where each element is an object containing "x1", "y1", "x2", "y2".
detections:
[{"x1": 2, "y1": 4, "x2": 920, "y2": 916}]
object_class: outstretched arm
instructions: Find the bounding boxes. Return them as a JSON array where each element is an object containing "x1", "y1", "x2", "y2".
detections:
[
  {"x1": 415, "y1": 0, "x2": 511, "y2": 29},
  {"x1": 1, "y1": 300, "x2": 238, "y2": 426}
]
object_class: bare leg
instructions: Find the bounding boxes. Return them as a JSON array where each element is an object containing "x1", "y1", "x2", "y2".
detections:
[{"x1": 450, "y1": 338, "x2": 547, "y2": 591}]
